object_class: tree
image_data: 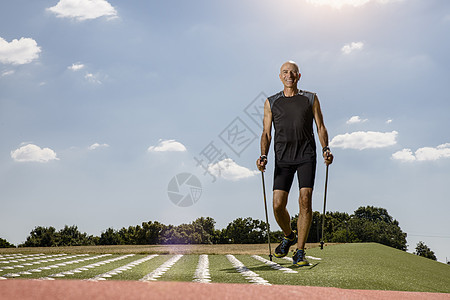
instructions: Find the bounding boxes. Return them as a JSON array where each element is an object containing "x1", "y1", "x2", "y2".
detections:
[
  {"x1": 20, "y1": 226, "x2": 57, "y2": 247},
  {"x1": 353, "y1": 206, "x2": 393, "y2": 224},
  {"x1": 56, "y1": 225, "x2": 95, "y2": 246},
  {"x1": 98, "y1": 227, "x2": 121, "y2": 245},
  {"x1": 0, "y1": 237, "x2": 15, "y2": 248},
  {"x1": 20, "y1": 225, "x2": 96, "y2": 247},
  {"x1": 192, "y1": 217, "x2": 216, "y2": 244},
  {"x1": 349, "y1": 206, "x2": 407, "y2": 250},
  {"x1": 160, "y1": 224, "x2": 185, "y2": 244},
  {"x1": 118, "y1": 226, "x2": 139, "y2": 245},
  {"x1": 212, "y1": 228, "x2": 229, "y2": 244},
  {"x1": 414, "y1": 241, "x2": 437, "y2": 261},
  {"x1": 296, "y1": 206, "x2": 408, "y2": 250},
  {"x1": 159, "y1": 218, "x2": 215, "y2": 244},
  {"x1": 225, "y1": 217, "x2": 266, "y2": 243},
  {"x1": 290, "y1": 211, "x2": 351, "y2": 243},
  {"x1": 140, "y1": 221, "x2": 165, "y2": 244}
]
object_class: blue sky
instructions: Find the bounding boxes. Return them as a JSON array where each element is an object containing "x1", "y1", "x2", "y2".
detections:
[{"x1": 1, "y1": 0, "x2": 449, "y2": 262}]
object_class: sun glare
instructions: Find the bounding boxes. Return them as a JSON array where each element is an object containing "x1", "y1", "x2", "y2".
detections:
[{"x1": 306, "y1": 0, "x2": 371, "y2": 9}]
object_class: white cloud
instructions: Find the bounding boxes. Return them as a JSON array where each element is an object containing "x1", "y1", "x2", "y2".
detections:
[
  {"x1": 346, "y1": 116, "x2": 368, "y2": 124},
  {"x1": 306, "y1": 0, "x2": 402, "y2": 9},
  {"x1": 88, "y1": 143, "x2": 109, "y2": 150},
  {"x1": 393, "y1": 143, "x2": 450, "y2": 162},
  {"x1": 47, "y1": 0, "x2": 117, "y2": 21},
  {"x1": 67, "y1": 64, "x2": 103, "y2": 83},
  {"x1": 0, "y1": 37, "x2": 41, "y2": 65},
  {"x1": 68, "y1": 63, "x2": 85, "y2": 71},
  {"x1": 342, "y1": 42, "x2": 364, "y2": 54},
  {"x1": 1, "y1": 70, "x2": 15, "y2": 77},
  {"x1": 391, "y1": 149, "x2": 415, "y2": 162},
  {"x1": 330, "y1": 131, "x2": 398, "y2": 150},
  {"x1": 208, "y1": 158, "x2": 259, "y2": 181},
  {"x1": 386, "y1": 119, "x2": 393, "y2": 124},
  {"x1": 11, "y1": 144, "x2": 59, "y2": 163},
  {"x1": 85, "y1": 73, "x2": 101, "y2": 84},
  {"x1": 148, "y1": 139, "x2": 187, "y2": 152}
]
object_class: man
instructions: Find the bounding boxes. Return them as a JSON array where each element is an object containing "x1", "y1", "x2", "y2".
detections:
[{"x1": 256, "y1": 61, "x2": 333, "y2": 266}]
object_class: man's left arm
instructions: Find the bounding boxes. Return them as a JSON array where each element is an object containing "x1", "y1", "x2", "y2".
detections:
[{"x1": 312, "y1": 94, "x2": 333, "y2": 165}]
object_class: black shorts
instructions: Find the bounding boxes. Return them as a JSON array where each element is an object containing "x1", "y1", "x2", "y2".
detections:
[{"x1": 273, "y1": 160, "x2": 317, "y2": 192}]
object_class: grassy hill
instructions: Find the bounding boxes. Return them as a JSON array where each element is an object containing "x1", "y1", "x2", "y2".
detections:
[
  {"x1": 1, "y1": 243, "x2": 449, "y2": 293},
  {"x1": 287, "y1": 243, "x2": 449, "y2": 293}
]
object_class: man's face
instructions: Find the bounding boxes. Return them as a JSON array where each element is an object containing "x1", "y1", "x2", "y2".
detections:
[{"x1": 279, "y1": 63, "x2": 300, "y2": 88}]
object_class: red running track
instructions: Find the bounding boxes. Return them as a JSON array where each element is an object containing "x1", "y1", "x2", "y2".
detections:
[{"x1": 0, "y1": 280, "x2": 448, "y2": 300}]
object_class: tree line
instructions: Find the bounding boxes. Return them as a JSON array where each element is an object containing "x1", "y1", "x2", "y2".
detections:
[{"x1": 0, "y1": 206, "x2": 415, "y2": 253}]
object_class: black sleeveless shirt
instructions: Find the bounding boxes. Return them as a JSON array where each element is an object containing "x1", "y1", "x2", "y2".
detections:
[{"x1": 268, "y1": 90, "x2": 317, "y2": 164}]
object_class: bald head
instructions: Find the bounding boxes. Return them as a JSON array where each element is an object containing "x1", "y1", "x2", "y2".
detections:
[
  {"x1": 280, "y1": 61, "x2": 299, "y2": 74},
  {"x1": 279, "y1": 61, "x2": 301, "y2": 90}
]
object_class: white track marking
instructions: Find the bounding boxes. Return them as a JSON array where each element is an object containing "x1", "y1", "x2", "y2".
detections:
[
  {"x1": 24, "y1": 254, "x2": 111, "y2": 279},
  {"x1": 306, "y1": 256, "x2": 322, "y2": 260},
  {"x1": 140, "y1": 255, "x2": 183, "y2": 281},
  {"x1": 41, "y1": 254, "x2": 134, "y2": 280},
  {"x1": 0, "y1": 254, "x2": 68, "y2": 267},
  {"x1": 89, "y1": 254, "x2": 158, "y2": 281},
  {"x1": 226, "y1": 255, "x2": 271, "y2": 285},
  {"x1": 1, "y1": 254, "x2": 93, "y2": 278},
  {"x1": 0, "y1": 254, "x2": 46, "y2": 261},
  {"x1": 251, "y1": 255, "x2": 298, "y2": 274},
  {"x1": 193, "y1": 254, "x2": 211, "y2": 283}
]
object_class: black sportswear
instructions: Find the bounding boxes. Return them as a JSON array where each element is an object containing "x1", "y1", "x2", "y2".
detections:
[
  {"x1": 268, "y1": 90, "x2": 317, "y2": 164},
  {"x1": 269, "y1": 90, "x2": 317, "y2": 191},
  {"x1": 273, "y1": 160, "x2": 316, "y2": 191}
]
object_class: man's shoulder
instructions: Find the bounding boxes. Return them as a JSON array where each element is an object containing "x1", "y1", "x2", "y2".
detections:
[
  {"x1": 268, "y1": 91, "x2": 284, "y2": 108},
  {"x1": 299, "y1": 90, "x2": 315, "y2": 97},
  {"x1": 268, "y1": 91, "x2": 283, "y2": 101},
  {"x1": 299, "y1": 90, "x2": 316, "y2": 106},
  {"x1": 268, "y1": 90, "x2": 316, "y2": 108}
]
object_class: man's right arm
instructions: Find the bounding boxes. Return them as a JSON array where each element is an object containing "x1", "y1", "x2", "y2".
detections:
[{"x1": 257, "y1": 99, "x2": 272, "y2": 171}]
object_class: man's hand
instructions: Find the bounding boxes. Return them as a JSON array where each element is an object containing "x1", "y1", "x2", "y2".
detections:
[
  {"x1": 256, "y1": 155, "x2": 268, "y2": 172},
  {"x1": 323, "y1": 149, "x2": 333, "y2": 166}
]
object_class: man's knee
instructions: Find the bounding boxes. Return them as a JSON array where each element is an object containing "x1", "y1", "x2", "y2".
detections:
[
  {"x1": 299, "y1": 188, "x2": 313, "y2": 212},
  {"x1": 273, "y1": 190, "x2": 288, "y2": 211}
]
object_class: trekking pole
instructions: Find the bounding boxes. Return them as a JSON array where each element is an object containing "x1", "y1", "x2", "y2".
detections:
[
  {"x1": 261, "y1": 171, "x2": 273, "y2": 261},
  {"x1": 320, "y1": 164, "x2": 329, "y2": 250}
]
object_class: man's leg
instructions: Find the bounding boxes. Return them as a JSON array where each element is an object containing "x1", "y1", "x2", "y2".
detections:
[
  {"x1": 272, "y1": 189, "x2": 297, "y2": 258},
  {"x1": 297, "y1": 187, "x2": 313, "y2": 250},
  {"x1": 272, "y1": 162, "x2": 297, "y2": 258},
  {"x1": 273, "y1": 190, "x2": 291, "y2": 236}
]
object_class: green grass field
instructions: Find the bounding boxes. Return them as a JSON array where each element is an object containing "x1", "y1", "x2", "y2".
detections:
[{"x1": 1, "y1": 243, "x2": 449, "y2": 293}]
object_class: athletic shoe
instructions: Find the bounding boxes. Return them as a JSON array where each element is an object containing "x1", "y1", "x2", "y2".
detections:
[
  {"x1": 292, "y1": 249, "x2": 310, "y2": 267},
  {"x1": 274, "y1": 231, "x2": 297, "y2": 258}
]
